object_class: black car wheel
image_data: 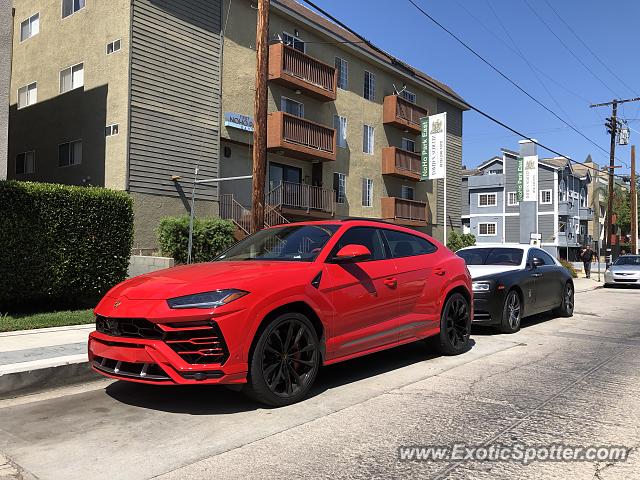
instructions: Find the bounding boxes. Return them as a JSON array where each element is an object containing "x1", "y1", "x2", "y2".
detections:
[
  {"x1": 554, "y1": 282, "x2": 574, "y2": 317},
  {"x1": 434, "y1": 293, "x2": 471, "y2": 355},
  {"x1": 499, "y1": 290, "x2": 522, "y2": 334},
  {"x1": 244, "y1": 312, "x2": 320, "y2": 407}
]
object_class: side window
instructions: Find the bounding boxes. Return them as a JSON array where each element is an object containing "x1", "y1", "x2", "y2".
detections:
[
  {"x1": 383, "y1": 229, "x2": 437, "y2": 258},
  {"x1": 329, "y1": 227, "x2": 387, "y2": 262},
  {"x1": 534, "y1": 249, "x2": 555, "y2": 266}
]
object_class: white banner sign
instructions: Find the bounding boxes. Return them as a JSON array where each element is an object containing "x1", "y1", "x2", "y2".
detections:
[
  {"x1": 523, "y1": 155, "x2": 538, "y2": 202},
  {"x1": 421, "y1": 112, "x2": 447, "y2": 180}
]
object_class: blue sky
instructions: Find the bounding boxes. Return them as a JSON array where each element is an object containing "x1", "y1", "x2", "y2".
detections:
[{"x1": 308, "y1": 0, "x2": 640, "y2": 174}]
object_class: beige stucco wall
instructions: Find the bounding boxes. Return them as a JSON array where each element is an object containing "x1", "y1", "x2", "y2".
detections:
[
  {"x1": 8, "y1": 0, "x2": 130, "y2": 189},
  {"x1": 0, "y1": 0, "x2": 11, "y2": 179}
]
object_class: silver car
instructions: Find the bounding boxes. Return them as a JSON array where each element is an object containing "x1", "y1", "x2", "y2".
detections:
[{"x1": 604, "y1": 255, "x2": 640, "y2": 287}]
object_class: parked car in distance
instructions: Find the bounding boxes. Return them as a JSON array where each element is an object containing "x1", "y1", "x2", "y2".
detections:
[
  {"x1": 604, "y1": 255, "x2": 640, "y2": 287},
  {"x1": 89, "y1": 219, "x2": 473, "y2": 406},
  {"x1": 456, "y1": 244, "x2": 574, "y2": 333}
]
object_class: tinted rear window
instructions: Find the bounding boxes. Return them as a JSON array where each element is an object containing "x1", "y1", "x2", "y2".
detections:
[
  {"x1": 457, "y1": 248, "x2": 524, "y2": 266},
  {"x1": 383, "y1": 229, "x2": 437, "y2": 258}
]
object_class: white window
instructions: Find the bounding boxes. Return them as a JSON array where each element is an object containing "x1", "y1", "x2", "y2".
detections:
[
  {"x1": 15, "y1": 151, "x2": 35, "y2": 174},
  {"x1": 333, "y1": 115, "x2": 347, "y2": 148},
  {"x1": 540, "y1": 189, "x2": 552, "y2": 204},
  {"x1": 580, "y1": 187, "x2": 587, "y2": 207},
  {"x1": 478, "y1": 223, "x2": 497, "y2": 236},
  {"x1": 363, "y1": 124, "x2": 374, "y2": 154},
  {"x1": 507, "y1": 191, "x2": 519, "y2": 206},
  {"x1": 105, "y1": 124, "x2": 119, "y2": 137},
  {"x1": 20, "y1": 13, "x2": 39, "y2": 42},
  {"x1": 60, "y1": 63, "x2": 84, "y2": 93},
  {"x1": 400, "y1": 89, "x2": 416, "y2": 103},
  {"x1": 478, "y1": 193, "x2": 497, "y2": 207},
  {"x1": 17, "y1": 83, "x2": 37, "y2": 109},
  {"x1": 62, "y1": 0, "x2": 85, "y2": 18},
  {"x1": 106, "y1": 39, "x2": 121, "y2": 55},
  {"x1": 334, "y1": 172, "x2": 346, "y2": 204},
  {"x1": 401, "y1": 138, "x2": 415, "y2": 152},
  {"x1": 363, "y1": 70, "x2": 375, "y2": 101},
  {"x1": 58, "y1": 139, "x2": 82, "y2": 167},
  {"x1": 362, "y1": 178, "x2": 373, "y2": 207},
  {"x1": 401, "y1": 185, "x2": 415, "y2": 200},
  {"x1": 281, "y1": 96, "x2": 303, "y2": 117},
  {"x1": 335, "y1": 57, "x2": 348, "y2": 89},
  {"x1": 282, "y1": 32, "x2": 304, "y2": 52}
]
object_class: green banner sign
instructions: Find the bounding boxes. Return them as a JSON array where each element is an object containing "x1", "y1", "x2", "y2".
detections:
[
  {"x1": 516, "y1": 156, "x2": 524, "y2": 201},
  {"x1": 420, "y1": 117, "x2": 429, "y2": 180}
]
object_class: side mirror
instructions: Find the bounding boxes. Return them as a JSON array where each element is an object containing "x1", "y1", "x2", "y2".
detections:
[
  {"x1": 530, "y1": 257, "x2": 544, "y2": 269},
  {"x1": 333, "y1": 244, "x2": 371, "y2": 263}
]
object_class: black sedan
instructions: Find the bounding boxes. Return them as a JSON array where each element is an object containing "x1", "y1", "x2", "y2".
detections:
[{"x1": 456, "y1": 244, "x2": 574, "y2": 333}]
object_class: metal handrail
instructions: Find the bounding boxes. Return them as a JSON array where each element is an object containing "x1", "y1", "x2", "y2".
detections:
[{"x1": 267, "y1": 181, "x2": 335, "y2": 214}]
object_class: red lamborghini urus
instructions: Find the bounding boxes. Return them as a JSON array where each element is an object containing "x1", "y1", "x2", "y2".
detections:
[{"x1": 89, "y1": 220, "x2": 472, "y2": 406}]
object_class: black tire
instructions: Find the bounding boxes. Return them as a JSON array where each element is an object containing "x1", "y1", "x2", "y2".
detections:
[
  {"x1": 499, "y1": 290, "x2": 522, "y2": 334},
  {"x1": 554, "y1": 281, "x2": 574, "y2": 317},
  {"x1": 243, "y1": 312, "x2": 320, "y2": 407},
  {"x1": 434, "y1": 292, "x2": 471, "y2": 355}
]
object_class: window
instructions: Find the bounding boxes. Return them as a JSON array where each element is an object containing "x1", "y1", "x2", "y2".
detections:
[
  {"x1": 559, "y1": 179, "x2": 566, "y2": 201},
  {"x1": 60, "y1": 63, "x2": 84, "y2": 93},
  {"x1": 400, "y1": 89, "x2": 416, "y2": 103},
  {"x1": 282, "y1": 32, "x2": 304, "y2": 52},
  {"x1": 478, "y1": 223, "x2": 497, "y2": 236},
  {"x1": 281, "y1": 97, "x2": 303, "y2": 117},
  {"x1": 383, "y1": 229, "x2": 436, "y2": 258},
  {"x1": 58, "y1": 140, "x2": 82, "y2": 167},
  {"x1": 528, "y1": 248, "x2": 555, "y2": 266},
  {"x1": 20, "y1": 13, "x2": 39, "y2": 42},
  {"x1": 401, "y1": 185, "x2": 414, "y2": 200},
  {"x1": 15, "y1": 151, "x2": 35, "y2": 174},
  {"x1": 540, "y1": 189, "x2": 552, "y2": 204},
  {"x1": 363, "y1": 70, "x2": 375, "y2": 100},
  {"x1": 105, "y1": 124, "x2": 119, "y2": 137},
  {"x1": 333, "y1": 115, "x2": 347, "y2": 148},
  {"x1": 362, "y1": 124, "x2": 374, "y2": 154},
  {"x1": 507, "y1": 191, "x2": 519, "y2": 206},
  {"x1": 362, "y1": 178, "x2": 373, "y2": 207},
  {"x1": 106, "y1": 39, "x2": 121, "y2": 55},
  {"x1": 62, "y1": 0, "x2": 85, "y2": 18},
  {"x1": 478, "y1": 193, "x2": 497, "y2": 207},
  {"x1": 401, "y1": 138, "x2": 415, "y2": 152},
  {"x1": 458, "y1": 248, "x2": 523, "y2": 266},
  {"x1": 329, "y1": 227, "x2": 387, "y2": 262},
  {"x1": 580, "y1": 187, "x2": 587, "y2": 207},
  {"x1": 333, "y1": 172, "x2": 346, "y2": 204},
  {"x1": 335, "y1": 57, "x2": 348, "y2": 89},
  {"x1": 17, "y1": 83, "x2": 37, "y2": 109}
]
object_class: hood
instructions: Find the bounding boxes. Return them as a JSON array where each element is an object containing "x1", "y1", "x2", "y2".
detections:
[
  {"x1": 609, "y1": 264, "x2": 640, "y2": 273},
  {"x1": 467, "y1": 265, "x2": 521, "y2": 279},
  {"x1": 106, "y1": 261, "x2": 313, "y2": 300}
]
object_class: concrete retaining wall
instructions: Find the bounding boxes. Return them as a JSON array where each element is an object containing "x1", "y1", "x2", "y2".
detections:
[{"x1": 127, "y1": 255, "x2": 175, "y2": 278}]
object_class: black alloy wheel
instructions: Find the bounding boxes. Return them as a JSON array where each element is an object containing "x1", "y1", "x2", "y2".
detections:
[
  {"x1": 555, "y1": 282, "x2": 574, "y2": 317},
  {"x1": 435, "y1": 293, "x2": 471, "y2": 355}
]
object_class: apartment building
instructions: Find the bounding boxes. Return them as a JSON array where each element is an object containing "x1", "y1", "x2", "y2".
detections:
[
  {"x1": 216, "y1": 0, "x2": 467, "y2": 240},
  {"x1": 462, "y1": 147, "x2": 593, "y2": 259},
  {"x1": 0, "y1": 0, "x2": 11, "y2": 179}
]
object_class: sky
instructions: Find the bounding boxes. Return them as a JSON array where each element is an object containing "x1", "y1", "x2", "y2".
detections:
[{"x1": 306, "y1": 0, "x2": 640, "y2": 174}]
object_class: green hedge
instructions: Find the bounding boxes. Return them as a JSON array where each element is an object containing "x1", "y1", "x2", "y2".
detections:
[
  {"x1": 558, "y1": 258, "x2": 578, "y2": 278},
  {"x1": 157, "y1": 216, "x2": 235, "y2": 264},
  {"x1": 0, "y1": 181, "x2": 134, "y2": 310}
]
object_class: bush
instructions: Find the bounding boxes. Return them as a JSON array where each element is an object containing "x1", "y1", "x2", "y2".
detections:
[
  {"x1": 558, "y1": 258, "x2": 578, "y2": 278},
  {"x1": 0, "y1": 181, "x2": 133, "y2": 310},
  {"x1": 446, "y1": 231, "x2": 476, "y2": 252},
  {"x1": 157, "y1": 216, "x2": 235, "y2": 264}
]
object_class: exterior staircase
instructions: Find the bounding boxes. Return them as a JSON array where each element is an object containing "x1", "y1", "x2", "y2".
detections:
[{"x1": 219, "y1": 194, "x2": 290, "y2": 239}]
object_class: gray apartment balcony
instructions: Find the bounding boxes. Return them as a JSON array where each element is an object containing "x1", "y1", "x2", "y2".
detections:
[
  {"x1": 557, "y1": 232, "x2": 579, "y2": 247},
  {"x1": 467, "y1": 173, "x2": 504, "y2": 189},
  {"x1": 558, "y1": 201, "x2": 572, "y2": 216},
  {"x1": 579, "y1": 207, "x2": 594, "y2": 221}
]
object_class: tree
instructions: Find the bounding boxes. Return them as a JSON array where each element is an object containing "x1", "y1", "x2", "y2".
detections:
[
  {"x1": 612, "y1": 185, "x2": 631, "y2": 236},
  {"x1": 447, "y1": 231, "x2": 476, "y2": 252}
]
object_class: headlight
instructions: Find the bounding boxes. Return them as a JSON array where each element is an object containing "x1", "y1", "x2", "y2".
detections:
[
  {"x1": 167, "y1": 289, "x2": 248, "y2": 309},
  {"x1": 472, "y1": 281, "x2": 491, "y2": 292}
]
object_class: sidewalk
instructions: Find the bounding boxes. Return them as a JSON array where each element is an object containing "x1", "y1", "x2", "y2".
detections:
[
  {"x1": 0, "y1": 324, "x2": 95, "y2": 398},
  {"x1": 573, "y1": 276, "x2": 603, "y2": 293}
]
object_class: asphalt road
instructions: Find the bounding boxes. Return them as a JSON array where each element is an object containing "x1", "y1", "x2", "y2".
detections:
[{"x1": 1, "y1": 287, "x2": 639, "y2": 480}]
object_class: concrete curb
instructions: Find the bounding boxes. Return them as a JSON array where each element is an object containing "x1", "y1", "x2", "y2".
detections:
[{"x1": 575, "y1": 285, "x2": 603, "y2": 294}]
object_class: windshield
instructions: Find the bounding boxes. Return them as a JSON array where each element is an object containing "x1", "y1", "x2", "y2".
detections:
[
  {"x1": 457, "y1": 248, "x2": 524, "y2": 266},
  {"x1": 216, "y1": 224, "x2": 339, "y2": 262},
  {"x1": 613, "y1": 256, "x2": 640, "y2": 266}
]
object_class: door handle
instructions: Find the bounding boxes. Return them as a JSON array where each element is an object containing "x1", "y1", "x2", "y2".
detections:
[
  {"x1": 384, "y1": 277, "x2": 398, "y2": 288},
  {"x1": 531, "y1": 273, "x2": 543, "y2": 278},
  {"x1": 434, "y1": 267, "x2": 446, "y2": 276}
]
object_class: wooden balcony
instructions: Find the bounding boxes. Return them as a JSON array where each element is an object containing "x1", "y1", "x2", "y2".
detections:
[
  {"x1": 268, "y1": 42, "x2": 337, "y2": 101},
  {"x1": 382, "y1": 147, "x2": 422, "y2": 181},
  {"x1": 267, "y1": 111, "x2": 336, "y2": 162},
  {"x1": 383, "y1": 95, "x2": 428, "y2": 134},
  {"x1": 267, "y1": 181, "x2": 335, "y2": 218},
  {"x1": 381, "y1": 197, "x2": 429, "y2": 226}
]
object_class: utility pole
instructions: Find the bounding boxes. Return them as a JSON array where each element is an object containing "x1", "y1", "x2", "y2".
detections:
[
  {"x1": 591, "y1": 96, "x2": 640, "y2": 264},
  {"x1": 250, "y1": 0, "x2": 270, "y2": 233},
  {"x1": 632, "y1": 145, "x2": 637, "y2": 254}
]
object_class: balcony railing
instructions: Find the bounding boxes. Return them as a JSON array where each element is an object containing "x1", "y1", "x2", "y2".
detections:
[
  {"x1": 579, "y1": 207, "x2": 594, "y2": 220},
  {"x1": 381, "y1": 197, "x2": 428, "y2": 225},
  {"x1": 268, "y1": 181, "x2": 335, "y2": 215},
  {"x1": 268, "y1": 43, "x2": 337, "y2": 101},
  {"x1": 383, "y1": 95, "x2": 429, "y2": 134},
  {"x1": 382, "y1": 147, "x2": 421, "y2": 181},
  {"x1": 267, "y1": 112, "x2": 336, "y2": 162}
]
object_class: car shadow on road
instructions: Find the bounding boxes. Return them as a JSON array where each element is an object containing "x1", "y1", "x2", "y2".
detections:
[
  {"x1": 105, "y1": 338, "x2": 476, "y2": 414},
  {"x1": 470, "y1": 311, "x2": 558, "y2": 336}
]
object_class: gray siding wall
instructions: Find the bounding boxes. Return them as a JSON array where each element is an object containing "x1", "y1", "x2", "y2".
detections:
[
  {"x1": 437, "y1": 100, "x2": 463, "y2": 231},
  {"x1": 539, "y1": 214, "x2": 555, "y2": 244},
  {"x1": 0, "y1": 0, "x2": 10, "y2": 180},
  {"x1": 538, "y1": 165, "x2": 555, "y2": 212},
  {"x1": 461, "y1": 177, "x2": 469, "y2": 216},
  {"x1": 505, "y1": 215, "x2": 519, "y2": 243},
  {"x1": 504, "y1": 153, "x2": 520, "y2": 214},
  {"x1": 129, "y1": 0, "x2": 222, "y2": 200},
  {"x1": 470, "y1": 215, "x2": 503, "y2": 243},
  {"x1": 469, "y1": 187, "x2": 503, "y2": 216}
]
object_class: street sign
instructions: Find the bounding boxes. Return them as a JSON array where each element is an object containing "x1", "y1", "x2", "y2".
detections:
[
  {"x1": 516, "y1": 156, "x2": 524, "y2": 201},
  {"x1": 420, "y1": 113, "x2": 447, "y2": 180},
  {"x1": 523, "y1": 155, "x2": 539, "y2": 202}
]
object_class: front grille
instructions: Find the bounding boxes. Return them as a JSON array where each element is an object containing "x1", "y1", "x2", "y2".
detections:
[
  {"x1": 93, "y1": 356, "x2": 170, "y2": 381},
  {"x1": 96, "y1": 316, "x2": 163, "y2": 340},
  {"x1": 614, "y1": 278, "x2": 637, "y2": 283}
]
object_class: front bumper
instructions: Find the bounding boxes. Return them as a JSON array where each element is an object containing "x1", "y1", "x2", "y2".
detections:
[
  {"x1": 471, "y1": 290, "x2": 506, "y2": 325},
  {"x1": 604, "y1": 272, "x2": 640, "y2": 285}
]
